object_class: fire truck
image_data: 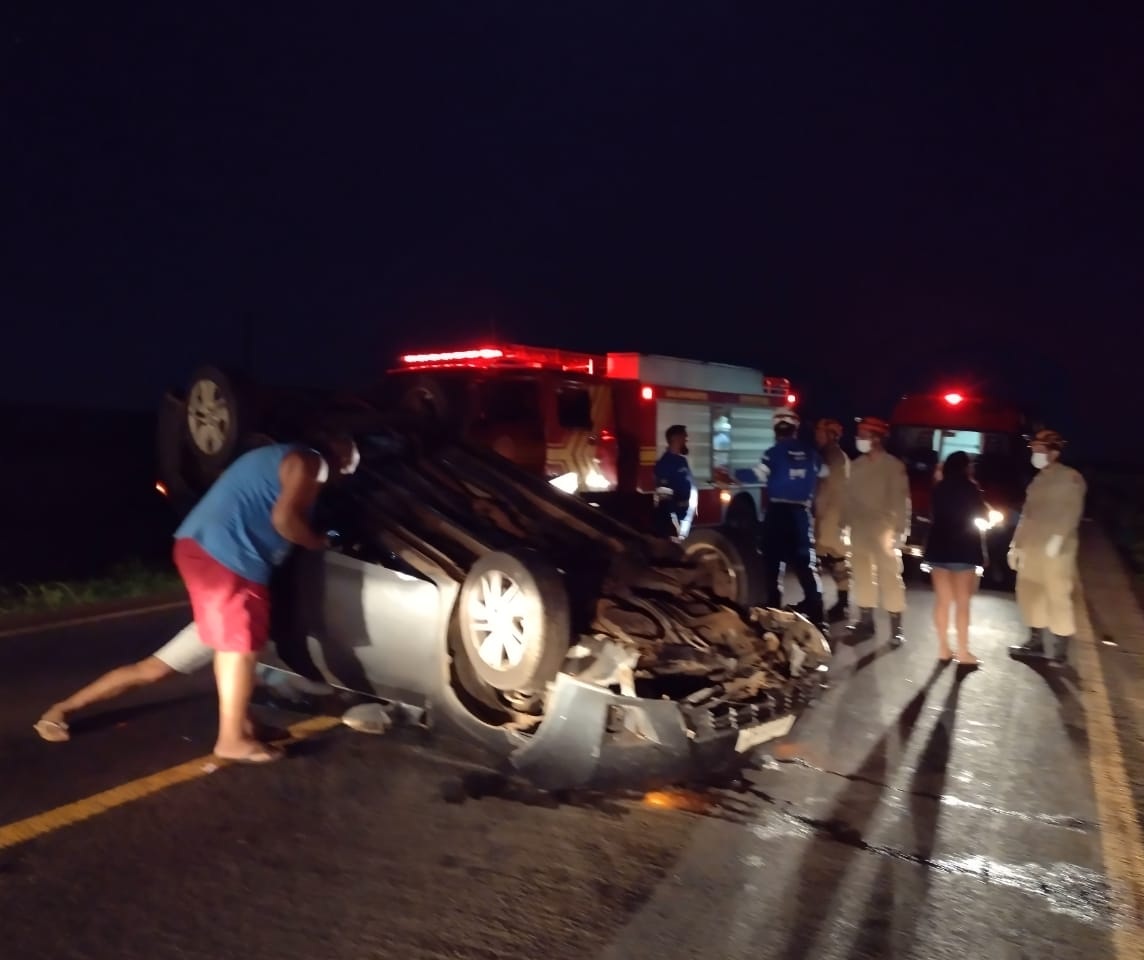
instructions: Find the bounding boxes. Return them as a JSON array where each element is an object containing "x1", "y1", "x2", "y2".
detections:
[
  {"x1": 378, "y1": 344, "x2": 797, "y2": 603},
  {"x1": 890, "y1": 389, "x2": 1033, "y2": 588}
]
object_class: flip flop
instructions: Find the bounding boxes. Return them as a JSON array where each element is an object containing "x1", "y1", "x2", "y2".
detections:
[
  {"x1": 33, "y1": 719, "x2": 70, "y2": 743},
  {"x1": 212, "y1": 743, "x2": 286, "y2": 765}
]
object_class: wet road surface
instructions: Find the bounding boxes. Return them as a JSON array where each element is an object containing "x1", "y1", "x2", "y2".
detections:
[{"x1": 2, "y1": 528, "x2": 1143, "y2": 960}]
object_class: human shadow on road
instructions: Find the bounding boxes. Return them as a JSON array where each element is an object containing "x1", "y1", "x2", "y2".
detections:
[
  {"x1": 64, "y1": 691, "x2": 212, "y2": 736},
  {"x1": 907, "y1": 671, "x2": 964, "y2": 860},
  {"x1": 774, "y1": 662, "x2": 946, "y2": 960},
  {"x1": 1020, "y1": 659, "x2": 1088, "y2": 754}
]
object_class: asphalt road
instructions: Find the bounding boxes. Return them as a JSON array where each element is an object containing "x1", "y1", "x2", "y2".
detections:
[{"x1": 2, "y1": 553, "x2": 1143, "y2": 960}]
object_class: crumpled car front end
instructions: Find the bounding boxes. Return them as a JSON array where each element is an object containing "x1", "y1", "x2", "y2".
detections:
[{"x1": 507, "y1": 606, "x2": 831, "y2": 793}]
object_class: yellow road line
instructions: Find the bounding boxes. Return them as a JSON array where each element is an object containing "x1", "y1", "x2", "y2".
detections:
[
  {"x1": 0, "y1": 715, "x2": 341, "y2": 852},
  {"x1": 0, "y1": 600, "x2": 190, "y2": 640},
  {"x1": 1074, "y1": 562, "x2": 1144, "y2": 958}
]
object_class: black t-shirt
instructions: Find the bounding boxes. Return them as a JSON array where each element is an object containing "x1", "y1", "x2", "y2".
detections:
[{"x1": 923, "y1": 477, "x2": 987, "y2": 565}]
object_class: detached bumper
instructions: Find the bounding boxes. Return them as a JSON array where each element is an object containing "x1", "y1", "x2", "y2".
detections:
[{"x1": 508, "y1": 673, "x2": 804, "y2": 793}]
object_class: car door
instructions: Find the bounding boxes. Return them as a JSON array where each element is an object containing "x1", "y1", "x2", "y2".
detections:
[{"x1": 275, "y1": 536, "x2": 448, "y2": 709}]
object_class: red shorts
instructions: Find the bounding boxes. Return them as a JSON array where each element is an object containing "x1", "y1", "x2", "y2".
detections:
[{"x1": 173, "y1": 538, "x2": 270, "y2": 654}]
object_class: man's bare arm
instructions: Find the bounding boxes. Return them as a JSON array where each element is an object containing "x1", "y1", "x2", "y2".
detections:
[{"x1": 271, "y1": 450, "x2": 328, "y2": 550}]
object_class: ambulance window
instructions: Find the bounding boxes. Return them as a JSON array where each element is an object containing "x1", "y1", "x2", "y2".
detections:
[
  {"x1": 479, "y1": 379, "x2": 540, "y2": 424},
  {"x1": 556, "y1": 386, "x2": 592, "y2": 429}
]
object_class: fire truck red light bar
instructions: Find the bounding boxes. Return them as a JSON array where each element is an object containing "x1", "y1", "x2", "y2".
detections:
[
  {"x1": 402, "y1": 348, "x2": 504, "y2": 364},
  {"x1": 944, "y1": 392, "x2": 964, "y2": 405}
]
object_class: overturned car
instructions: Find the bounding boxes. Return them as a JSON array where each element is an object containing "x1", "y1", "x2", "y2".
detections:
[{"x1": 158, "y1": 369, "x2": 832, "y2": 792}]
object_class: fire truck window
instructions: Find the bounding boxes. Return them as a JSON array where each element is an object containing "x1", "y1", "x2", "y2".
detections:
[
  {"x1": 726, "y1": 406, "x2": 773, "y2": 482},
  {"x1": 712, "y1": 409, "x2": 732, "y2": 472},
  {"x1": 479, "y1": 379, "x2": 540, "y2": 424},
  {"x1": 556, "y1": 386, "x2": 592, "y2": 430}
]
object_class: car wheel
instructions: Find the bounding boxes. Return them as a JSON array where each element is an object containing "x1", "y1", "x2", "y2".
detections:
[
  {"x1": 682, "y1": 526, "x2": 766, "y2": 608},
  {"x1": 183, "y1": 364, "x2": 248, "y2": 476},
  {"x1": 457, "y1": 549, "x2": 571, "y2": 694}
]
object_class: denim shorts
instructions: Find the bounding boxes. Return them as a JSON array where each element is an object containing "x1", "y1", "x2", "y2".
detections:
[{"x1": 927, "y1": 561, "x2": 978, "y2": 573}]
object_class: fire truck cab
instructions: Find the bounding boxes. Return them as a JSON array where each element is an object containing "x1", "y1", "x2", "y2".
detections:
[
  {"x1": 382, "y1": 345, "x2": 797, "y2": 604},
  {"x1": 890, "y1": 390, "x2": 1032, "y2": 588}
]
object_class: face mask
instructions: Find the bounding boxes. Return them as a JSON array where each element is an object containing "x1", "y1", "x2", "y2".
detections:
[
  {"x1": 341, "y1": 442, "x2": 361, "y2": 475},
  {"x1": 856, "y1": 438, "x2": 873, "y2": 454},
  {"x1": 1031, "y1": 451, "x2": 1049, "y2": 470}
]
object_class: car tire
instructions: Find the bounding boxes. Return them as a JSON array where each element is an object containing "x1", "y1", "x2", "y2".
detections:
[
  {"x1": 682, "y1": 526, "x2": 766, "y2": 608},
  {"x1": 456, "y1": 548, "x2": 571, "y2": 694},
  {"x1": 183, "y1": 364, "x2": 249, "y2": 477}
]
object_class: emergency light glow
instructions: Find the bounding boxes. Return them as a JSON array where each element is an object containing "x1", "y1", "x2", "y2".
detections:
[
  {"x1": 786, "y1": 393, "x2": 797, "y2": 405},
  {"x1": 641, "y1": 386, "x2": 654, "y2": 400},
  {"x1": 402, "y1": 348, "x2": 504, "y2": 364},
  {"x1": 155, "y1": 481, "x2": 168, "y2": 497},
  {"x1": 944, "y1": 392, "x2": 964, "y2": 405}
]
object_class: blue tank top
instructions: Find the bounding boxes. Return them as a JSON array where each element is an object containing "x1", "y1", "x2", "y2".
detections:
[
  {"x1": 761, "y1": 439, "x2": 822, "y2": 505},
  {"x1": 174, "y1": 443, "x2": 308, "y2": 584}
]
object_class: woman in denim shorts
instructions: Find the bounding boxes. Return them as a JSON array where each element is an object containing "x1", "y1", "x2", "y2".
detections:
[{"x1": 923, "y1": 451, "x2": 988, "y2": 668}]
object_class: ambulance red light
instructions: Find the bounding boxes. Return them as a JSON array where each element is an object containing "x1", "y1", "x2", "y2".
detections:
[
  {"x1": 402, "y1": 348, "x2": 504, "y2": 364},
  {"x1": 944, "y1": 392, "x2": 964, "y2": 406},
  {"x1": 641, "y1": 386, "x2": 654, "y2": 400},
  {"x1": 787, "y1": 393, "x2": 797, "y2": 405}
]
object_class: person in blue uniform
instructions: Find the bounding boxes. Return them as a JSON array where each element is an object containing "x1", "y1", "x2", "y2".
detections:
[
  {"x1": 758, "y1": 409, "x2": 826, "y2": 626},
  {"x1": 653, "y1": 424, "x2": 696, "y2": 539}
]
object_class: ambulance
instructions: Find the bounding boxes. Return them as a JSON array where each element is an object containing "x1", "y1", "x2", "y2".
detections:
[{"x1": 889, "y1": 389, "x2": 1033, "y2": 587}]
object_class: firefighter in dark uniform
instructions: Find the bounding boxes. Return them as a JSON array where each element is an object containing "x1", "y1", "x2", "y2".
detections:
[
  {"x1": 758, "y1": 409, "x2": 826, "y2": 628},
  {"x1": 653, "y1": 424, "x2": 696, "y2": 539}
]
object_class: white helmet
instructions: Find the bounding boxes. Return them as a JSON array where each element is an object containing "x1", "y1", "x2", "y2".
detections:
[{"x1": 774, "y1": 408, "x2": 800, "y2": 428}]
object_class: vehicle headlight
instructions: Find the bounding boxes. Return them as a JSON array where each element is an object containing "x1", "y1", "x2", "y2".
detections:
[{"x1": 549, "y1": 472, "x2": 579, "y2": 495}]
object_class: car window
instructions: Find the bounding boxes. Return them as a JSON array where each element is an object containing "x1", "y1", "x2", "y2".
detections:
[{"x1": 556, "y1": 386, "x2": 592, "y2": 430}]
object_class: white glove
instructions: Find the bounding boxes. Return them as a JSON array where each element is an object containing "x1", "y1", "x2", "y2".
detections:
[
  {"x1": 1046, "y1": 534, "x2": 1063, "y2": 558},
  {"x1": 1007, "y1": 547, "x2": 1021, "y2": 571}
]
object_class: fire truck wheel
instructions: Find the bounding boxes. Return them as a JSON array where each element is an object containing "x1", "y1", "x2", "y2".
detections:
[
  {"x1": 182, "y1": 364, "x2": 250, "y2": 478},
  {"x1": 457, "y1": 549, "x2": 571, "y2": 694},
  {"x1": 682, "y1": 527, "x2": 765, "y2": 608}
]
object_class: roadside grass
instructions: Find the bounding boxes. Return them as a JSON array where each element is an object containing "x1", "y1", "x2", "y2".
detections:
[
  {"x1": 0, "y1": 560, "x2": 182, "y2": 617},
  {"x1": 1086, "y1": 469, "x2": 1144, "y2": 589}
]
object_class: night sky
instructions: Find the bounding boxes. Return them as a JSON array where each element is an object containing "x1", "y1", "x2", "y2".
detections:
[{"x1": 5, "y1": 5, "x2": 1141, "y2": 461}]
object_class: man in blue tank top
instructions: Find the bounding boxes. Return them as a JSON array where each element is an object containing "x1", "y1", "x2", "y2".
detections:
[
  {"x1": 758, "y1": 409, "x2": 827, "y2": 632},
  {"x1": 173, "y1": 432, "x2": 359, "y2": 764}
]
